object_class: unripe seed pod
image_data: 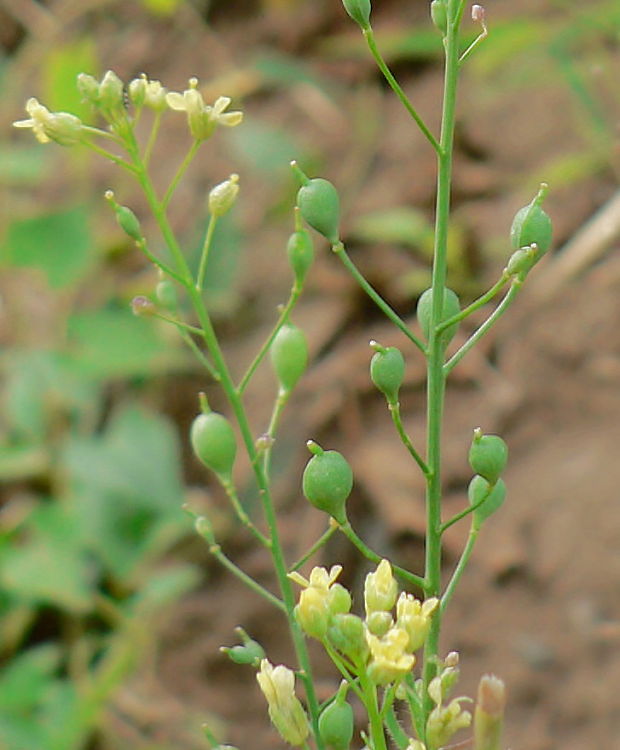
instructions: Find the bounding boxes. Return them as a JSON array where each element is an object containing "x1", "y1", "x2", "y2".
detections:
[
  {"x1": 370, "y1": 342, "x2": 405, "y2": 403},
  {"x1": 223, "y1": 638, "x2": 265, "y2": 665},
  {"x1": 328, "y1": 614, "x2": 368, "y2": 660},
  {"x1": 319, "y1": 698, "x2": 355, "y2": 750},
  {"x1": 297, "y1": 178, "x2": 340, "y2": 244},
  {"x1": 287, "y1": 228, "x2": 314, "y2": 287},
  {"x1": 342, "y1": 0, "x2": 371, "y2": 29},
  {"x1": 155, "y1": 279, "x2": 178, "y2": 310},
  {"x1": 468, "y1": 429, "x2": 508, "y2": 484},
  {"x1": 510, "y1": 184, "x2": 553, "y2": 253},
  {"x1": 430, "y1": 0, "x2": 448, "y2": 35},
  {"x1": 114, "y1": 205, "x2": 142, "y2": 241},
  {"x1": 190, "y1": 411, "x2": 237, "y2": 479},
  {"x1": 416, "y1": 287, "x2": 461, "y2": 347},
  {"x1": 302, "y1": 442, "x2": 353, "y2": 524},
  {"x1": 270, "y1": 323, "x2": 308, "y2": 392},
  {"x1": 506, "y1": 246, "x2": 539, "y2": 277},
  {"x1": 468, "y1": 475, "x2": 507, "y2": 524}
]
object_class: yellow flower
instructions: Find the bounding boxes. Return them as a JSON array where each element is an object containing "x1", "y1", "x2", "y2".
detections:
[
  {"x1": 364, "y1": 558, "x2": 398, "y2": 615},
  {"x1": 426, "y1": 697, "x2": 472, "y2": 749},
  {"x1": 256, "y1": 660, "x2": 309, "y2": 746},
  {"x1": 289, "y1": 565, "x2": 347, "y2": 638},
  {"x1": 366, "y1": 626, "x2": 415, "y2": 685},
  {"x1": 396, "y1": 593, "x2": 439, "y2": 653},
  {"x1": 13, "y1": 98, "x2": 83, "y2": 146},
  {"x1": 166, "y1": 78, "x2": 243, "y2": 140}
]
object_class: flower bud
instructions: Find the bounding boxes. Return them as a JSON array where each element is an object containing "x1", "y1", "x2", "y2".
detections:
[
  {"x1": 366, "y1": 611, "x2": 393, "y2": 637},
  {"x1": 270, "y1": 322, "x2": 308, "y2": 392},
  {"x1": 366, "y1": 627, "x2": 415, "y2": 685},
  {"x1": 77, "y1": 73, "x2": 100, "y2": 105},
  {"x1": 208, "y1": 174, "x2": 240, "y2": 217},
  {"x1": 342, "y1": 0, "x2": 371, "y2": 29},
  {"x1": 364, "y1": 559, "x2": 398, "y2": 615},
  {"x1": 468, "y1": 429, "x2": 508, "y2": 485},
  {"x1": 369, "y1": 342, "x2": 405, "y2": 403},
  {"x1": 302, "y1": 441, "x2": 353, "y2": 524},
  {"x1": 128, "y1": 76, "x2": 147, "y2": 108},
  {"x1": 327, "y1": 583, "x2": 352, "y2": 615},
  {"x1": 295, "y1": 585, "x2": 331, "y2": 639},
  {"x1": 98, "y1": 70, "x2": 125, "y2": 115},
  {"x1": 328, "y1": 614, "x2": 368, "y2": 660},
  {"x1": 474, "y1": 674, "x2": 506, "y2": 750},
  {"x1": 221, "y1": 627, "x2": 265, "y2": 666},
  {"x1": 131, "y1": 295, "x2": 156, "y2": 317},
  {"x1": 257, "y1": 660, "x2": 309, "y2": 747},
  {"x1": 416, "y1": 287, "x2": 461, "y2": 347},
  {"x1": 426, "y1": 698, "x2": 472, "y2": 749}
]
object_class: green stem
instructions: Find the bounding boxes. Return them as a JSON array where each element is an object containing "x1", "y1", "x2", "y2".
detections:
[
  {"x1": 332, "y1": 242, "x2": 426, "y2": 354},
  {"x1": 358, "y1": 668, "x2": 388, "y2": 750},
  {"x1": 162, "y1": 139, "x2": 201, "y2": 209},
  {"x1": 439, "y1": 485, "x2": 491, "y2": 534},
  {"x1": 151, "y1": 311, "x2": 204, "y2": 336},
  {"x1": 178, "y1": 329, "x2": 221, "y2": 382},
  {"x1": 422, "y1": 4, "x2": 462, "y2": 733},
  {"x1": 84, "y1": 140, "x2": 138, "y2": 172},
  {"x1": 388, "y1": 400, "x2": 430, "y2": 476},
  {"x1": 362, "y1": 27, "x2": 441, "y2": 154},
  {"x1": 339, "y1": 521, "x2": 426, "y2": 591},
  {"x1": 440, "y1": 522, "x2": 480, "y2": 615},
  {"x1": 196, "y1": 214, "x2": 218, "y2": 292},
  {"x1": 143, "y1": 110, "x2": 162, "y2": 167},
  {"x1": 383, "y1": 703, "x2": 409, "y2": 750},
  {"x1": 135, "y1": 237, "x2": 186, "y2": 284},
  {"x1": 221, "y1": 477, "x2": 271, "y2": 547},
  {"x1": 444, "y1": 280, "x2": 522, "y2": 374},
  {"x1": 290, "y1": 523, "x2": 339, "y2": 572},
  {"x1": 436, "y1": 272, "x2": 510, "y2": 333},
  {"x1": 262, "y1": 388, "x2": 290, "y2": 480}
]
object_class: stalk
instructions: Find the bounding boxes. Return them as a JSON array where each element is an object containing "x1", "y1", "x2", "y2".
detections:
[{"x1": 422, "y1": 4, "x2": 462, "y2": 732}]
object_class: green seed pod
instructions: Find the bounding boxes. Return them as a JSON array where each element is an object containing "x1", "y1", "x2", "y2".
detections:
[
  {"x1": 328, "y1": 614, "x2": 368, "y2": 660},
  {"x1": 297, "y1": 178, "x2": 340, "y2": 244},
  {"x1": 416, "y1": 287, "x2": 461, "y2": 347},
  {"x1": 270, "y1": 323, "x2": 309, "y2": 392},
  {"x1": 468, "y1": 429, "x2": 508, "y2": 484},
  {"x1": 155, "y1": 279, "x2": 178, "y2": 310},
  {"x1": 510, "y1": 183, "x2": 553, "y2": 253},
  {"x1": 468, "y1": 475, "x2": 507, "y2": 524},
  {"x1": 506, "y1": 246, "x2": 539, "y2": 277},
  {"x1": 223, "y1": 639, "x2": 265, "y2": 665},
  {"x1": 287, "y1": 228, "x2": 315, "y2": 287},
  {"x1": 319, "y1": 697, "x2": 355, "y2": 750},
  {"x1": 342, "y1": 0, "x2": 371, "y2": 29},
  {"x1": 302, "y1": 442, "x2": 353, "y2": 524},
  {"x1": 370, "y1": 343, "x2": 405, "y2": 403},
  {"x1": 115, "y1": 205, "x2": 142, "y2": 241},
  {"x1": 430, "y1": 0, "x2": 448, "y2": 35},
  {"x1": 190, "y1": 411, "x2": 237, "y2": 479}
]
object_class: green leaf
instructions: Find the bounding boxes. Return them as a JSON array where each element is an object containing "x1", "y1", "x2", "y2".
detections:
[
  {"x1": 0, "y1": 645, "x2": 61, "y2": 713},
  {"x1": 66, "y1": 306, "x2": 175, "y2": 379},
  {"x1": 0, "y1": 145, "x2": 53, "y2": 184},
  {"x1": 0, "y1": 505, "x2": 95, "y2": 613},
  {"x1": 350, "y1": 207, "x2": 435, "y2": 251},
  {"x1": 42, "y1": 38, "x2": 99, "y2": 121},
  {"x1": 1, "y1": 206, "x2": 96, "y2": 289},
  {"x1": 63, "y1": 405, "x2": 186, "y2": 579}
]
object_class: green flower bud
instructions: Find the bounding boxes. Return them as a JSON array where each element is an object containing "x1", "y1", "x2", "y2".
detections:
[
  {"x1": 416, "y1": 287, "x2": 461, "y2": 347},
  {"x1": 116, "y1": 205, "x2": 142, "y2": 241},
  {"x1": 510, "y1": 183, "x2": 552, "y2": 253},
  {"x1": 468, "y1": 429, "x2": 508, "y2": 484},
  {"x1": 327, "y1": 583, "x2": 352, "y2": 615},
  {"x1": 327, "y1": 614, "x2": 368, "y2": 660},
  {"x1": 287, "y1": 227, "x2": 315, "y2": 287},
  {"x1": 369, "y1": 342, "x2": 405, "y2": 403},
  {"x1": 270, "y1": 322, "x2": 309, "y2": 392},
  {"x1": 98, "y1": 70, "x2": 125, "y2": 114},
  {"x1": 295, "y1": 585, "x2": 331, "y2": 639},
  {"x1": 155, "y1": 279, "x2": 178, "y2": 310},
  {"x1": 209, "y1": 174, "x2": 240, "y2": 217},
  {"x1": 221, "y1": 629, "x2": 266, "y2": 665},
  {"x1": 474, "y1": 674, "x2": 506, "y2": 750},
  {"x1": 77, "y1": 73, "x2": 100, "y2": 105},
  {"x1": 468, "y1": 476, "x2": 507, "y2": 524},
  {"x1": 430, "y1": 0, "x2": 448, "y2": 35},
  {"x1": 293, "y1": 163, "x2": 340, "y2": 244},
  {"x1": 319, "y1": 695, "x2": 355, "y2": 750},
  {"x1": 302, "y1": 441, "x2": 353, "y2": 524},
  {"x1": 366, "y1": 611, "x2": 393, "y2": 637},
  {"x1": 342, "y1": 0, "x2": 371, "y2": 29},
  {"x1": 128, "y1": 76, "x2": 147, "y2": 108},
  {"x1": 190, "y1": 410, "x2": 237, "y2": 479}
]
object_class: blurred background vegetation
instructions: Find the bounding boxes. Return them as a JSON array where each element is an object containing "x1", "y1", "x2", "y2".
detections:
[{"x1": 1, "y1": 1, "x2": 619, "y2": 749}]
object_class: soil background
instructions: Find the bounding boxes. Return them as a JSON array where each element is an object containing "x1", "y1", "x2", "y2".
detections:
[{"x1": 3, "y1": 1, "x2": 620, "y2": 749}]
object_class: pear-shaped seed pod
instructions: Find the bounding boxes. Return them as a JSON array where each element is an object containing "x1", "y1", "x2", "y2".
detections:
[
  {"x1": 190, "y1": 411, "x2": 237, "y2": 479},
  {"x1": 302, "y1": 442, "x2": 353, "y2": 523},
  {"x1": 416, "y1": 287, "x2": 461, "y2": 347},
  {"x1": 270, "y1": 323, "x2": 308, "y2": 391},
  {"x1": 287, "y1": 228, "x2": 314, "y2": 287},
  {"x1": 297, "y1": 178, "x2": 340, "y2": 244},
  {"x1": 370, "y1": 344, "x2": 405, "y2": 403},
  {"x1": 468, "y1": 475, "x2": 507, "y2": 524},
  {"x1": 468, "y1": 430, "x2": 508, "y2": 485},
  {"x1": 510, "y1": 184, "x2": 552, "y2": 252},
  {"x1": 319, "y1": 698, "x2": 355, "y2": 750}
]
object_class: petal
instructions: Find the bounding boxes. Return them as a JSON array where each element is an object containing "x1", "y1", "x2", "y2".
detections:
[
  {"x1": 13, "y1": 119, "x2": 35, "y2": 128},
  {"x1": 165, "y1": 92, "x2": 187, "y2": 111},
  {"x1": 212, "y1": 95, "x2": 231, "y2": 115},
  {"x1": 218, "y1": 111, "x2": 243, "y2": 127}
]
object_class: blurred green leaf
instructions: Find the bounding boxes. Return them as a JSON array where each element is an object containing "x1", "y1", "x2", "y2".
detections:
[
  {"x1": 229, "y1": 116, "x2": 301, "y2": 175},
  {"x1": 0, "y1": 145, "x2": 53, "y2": 184},
  {"x1": 1, "y1": 206, "x2": 96, "y2": 289},
  {"x1": 350, "y1": 207, "x2": 434, "y2": 251},
  {"x1": 63, "y1": 405, "x2": 186, "y2": 578},
  {"x1": 0, "y1": 644, "x2": 61, "y2": 714},
  {"x1": 43, "y1": 38, "x2": 98, "y2": 120},
  {"x1": 66, "y1": 307, "x2": 175, "y2": 379},
  {"x1": 1, "y1": 505, "x2": 95, "y2": 613}
]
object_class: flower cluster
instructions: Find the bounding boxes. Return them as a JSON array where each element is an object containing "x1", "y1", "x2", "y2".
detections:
[{"x1": 290, "y1": 560, "x2": 438, "y2": 687}]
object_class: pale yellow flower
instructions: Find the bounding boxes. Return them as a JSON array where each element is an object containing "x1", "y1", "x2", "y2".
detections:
[
  {"x1": 396, "y1": 594, "x2": 439, "y2": 653},
  {"x1": 13, "y1": 98, "x2": 83, "y2": 146},
  {"x1": 166, "y1": 78, "x2": 243, "y2": 140},
  {"x1": 256, "y1": 660, "x2": 309, "y2": 746},
  {"x1": 366, "y1": 626, "x2": 415, "y2": 685},
  {"x1": 364, "y1": 558, "x2": 398, "y2": 615}
]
